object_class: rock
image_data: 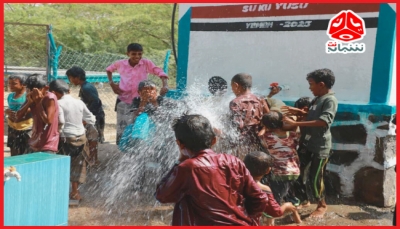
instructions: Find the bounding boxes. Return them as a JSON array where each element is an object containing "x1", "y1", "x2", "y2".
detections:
[{"x1": 353, "y1": 166, "x2": 396, "y2": 207}]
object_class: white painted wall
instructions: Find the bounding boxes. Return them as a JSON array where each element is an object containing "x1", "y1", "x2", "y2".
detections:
[{"x1": 181, "y1": 4, "x2": 379, "y2": 103}]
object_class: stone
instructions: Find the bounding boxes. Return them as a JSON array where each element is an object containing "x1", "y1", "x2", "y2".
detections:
[
  {"x1": 353, "y1": 166, "x2": 396, "y2": 207},
  {"x1": 334, "y1": 112, "x2": 360, "y2": 121},
  {"x1": 330, "y1": 150, "x2": 359, "y2": 166},
  {"x1": 374, "y1": 135, "x2": 396, "y2": 166},
  {"x1": 368, "y1": 114, "x2": 391, "y2": 123},
  {"x1": 331, "y1": 124, "x2": 367, "y2": 145}
]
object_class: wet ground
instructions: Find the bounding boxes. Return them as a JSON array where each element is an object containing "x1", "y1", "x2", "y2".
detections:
[{"x1": 67, "y1": 144, "x2": 395, "y2": 226}]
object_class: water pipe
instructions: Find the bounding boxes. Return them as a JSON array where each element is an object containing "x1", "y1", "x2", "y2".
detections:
[{"x1": 4, "y1": 166, "x2": 21, "y2": 182}]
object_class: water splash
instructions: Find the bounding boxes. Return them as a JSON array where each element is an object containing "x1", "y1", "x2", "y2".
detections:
[{"x1": 83, "y1": 80, "x2": 244, "y2": 224}]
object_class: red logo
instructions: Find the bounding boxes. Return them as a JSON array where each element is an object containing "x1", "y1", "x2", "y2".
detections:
[{"x1": 327, "y1": 10, "x2": 366, "y2": 43}]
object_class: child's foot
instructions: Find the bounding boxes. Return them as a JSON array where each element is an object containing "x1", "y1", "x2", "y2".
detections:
[
  {"x1": 309, "y1": 204, "x2": 327, "y2": 218},
  {"x1": 265, "y1": 218, "x2": 274, "y2": 226}
]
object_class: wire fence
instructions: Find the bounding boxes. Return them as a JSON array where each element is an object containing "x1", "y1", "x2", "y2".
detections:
[{"x1": 4, "y1": 23, "x2": 176, "y2": 143}]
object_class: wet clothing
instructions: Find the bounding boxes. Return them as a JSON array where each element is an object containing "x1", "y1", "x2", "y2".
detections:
[
  {"x1": 294, "y1": 92, "x2": 337, "y2": 202},
  {"x1": 28, "y1": 92, "x2": 60, "y2": 152},
  {"x1": 7, "y1": 92, "x2": 27, "y2": 111},
  {"x1": 6, "y1": 92, "x2": 33, "y2": 156},
  {"x1": 259, "y1": 131, "x2": 300, "y2": 205},
  {"x1": 7, "y1": 127, "x2": 31, "y2": 156},
  {"x1": 156, "y1": 149, "x2": 280, "y2": 226},
  {"x1": 301, "y1": 92, "x2": 338, "y2": 158},
  {"x1": 58, "y1": 134, "x2": 90, "y2": 183},
  {"x1": 294, "y1": 150, "x2": 330, "y2": 202},
  {"x1": 229, "y1": 93, "x2": 266, "y2": 133},
  {"x1": 259, "y1": 131, "x2": 300, "y2": 181},
  {"x1": 79, "y1": 81, "x2": 105, "y2": 142},
  {"x1": 58, "y1": 94, "x2": 96, "y2": 137},
  {"x1": 229, "y1": 93, "x2": 267, "y2": 159}
]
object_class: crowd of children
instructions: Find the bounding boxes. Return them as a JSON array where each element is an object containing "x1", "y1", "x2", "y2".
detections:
[
  {"x1": 6, "y1": 68, "x2": 104, "y2": 203},
  {"x1": 156, "y1": 68, "x2": 339, "y2": 225},
  {"x1": 5, "y1": 41, "x2": 342, "y2": 225}
]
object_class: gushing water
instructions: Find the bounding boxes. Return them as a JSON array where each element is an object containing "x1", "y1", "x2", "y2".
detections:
[{"x1": 84, "y1": 81, "x2": 243, "y2": 224}]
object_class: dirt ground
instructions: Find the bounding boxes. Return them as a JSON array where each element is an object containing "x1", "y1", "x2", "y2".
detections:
[{"x1": 67, "y1": 143, "x2": 395, "y2": 226}]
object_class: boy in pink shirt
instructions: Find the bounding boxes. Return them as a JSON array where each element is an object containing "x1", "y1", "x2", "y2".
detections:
[{"x1": 106, "y1": 43, "x2": 169, "y2": 144}]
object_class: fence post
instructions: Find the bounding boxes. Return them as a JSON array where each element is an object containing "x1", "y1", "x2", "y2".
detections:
[
  {"x1": 46, "y1": 25, "x2": 51, "y2": 82},
  {"x1": 163, "y1": 50, "x2": 171, "y2": 75}
]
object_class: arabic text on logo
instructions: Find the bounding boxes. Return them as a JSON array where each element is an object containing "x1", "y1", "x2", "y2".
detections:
[{"x1": 326, "y1": 10, "x2": 366, "y2": 54}]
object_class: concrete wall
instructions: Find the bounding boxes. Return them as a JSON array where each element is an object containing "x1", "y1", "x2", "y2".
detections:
[{"x1": 176, "y1": 3, "x2": 396, "y2": 206}]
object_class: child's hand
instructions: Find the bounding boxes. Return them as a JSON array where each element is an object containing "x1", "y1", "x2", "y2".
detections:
[
  {"x1": 281, "y1": 106, "x2": 307, "y2": 116},
  {"x1": 31, "y1": 88, "x2": 44, "y2": 103},
  {"x1": 5, "y1": 109, "x2": 13, "y2": 117},
  {"x1": 27, "y1": 92, "x2": 34, "y2": 104},
  {"x1": 268, "y1": 86, "x2": 281, "y2": 98},
  {"x1": 281, "y1": 202, "x2": 302, "y2": 224},
  {"x1": 160, "y1": 86, "x2": 169, "y2": 96},
  {"x1": 283, "y1": 116, "x2": 297, "y2": 126},
  {"x1": 258, "y1": 126, "x2": 267, "y2": 136},
  {"x1": 110, "y1": 83, "x2": 123, "y2": 95}
]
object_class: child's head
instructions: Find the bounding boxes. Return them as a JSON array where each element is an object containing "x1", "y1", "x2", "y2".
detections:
[
  {"x1": 231, "y1": 73, "x2": 252, "y2": 96},
  {"x1": 208, "y1": 76, "x2": 228, "y2": 96},
  {"x1": 49, "y1": 79, "x2": 69, "y2": 100},
  {"x1": 8, "y1": 74, "x2": 27, "y2": 92},
  {"x1": 306, "y1": 68, "x2": 335, "y2": 96},
  {"x1": 66, "y1": 66, "x2": 86, "y2": 85},
  {"x1": 138, "y1": 80, "x2": 157, "y2": 98},
  {"x1": 244, "y1": 151, "x2": 274, "y2": 178},
  {"x1": 261, "y1": 111, "x2": 283, "y2": 130},
  {"x1": 172, "y1": 114, "x2": 216, "y2": 154},
  {"x1": 25, "y1": 74, "x2": 48, "y2": 92},
  {"x1": 294, "y1": 97, "x2": 312, "y2": 111},
  {"x1": 127, "y1": 43, "x2": 143, "y2": 65}
]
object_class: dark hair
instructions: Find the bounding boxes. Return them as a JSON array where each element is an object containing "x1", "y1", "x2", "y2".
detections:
[
  {"x1": 172, "y1": 114, "x2": 216, "y2": 152},
  {"x1": 138, "y1": 80, "x2": 157, "y2": 91},
  {"x1": 294, "y1": 97, "x2": 312, "y2": 109},
  {"x1": 208, "y1": 76, "x2": 228, "y2": 95},
  {"x1": 261, "y1": 111, "x2": 283, "y2": 129},
  {"x1": 306, "y1": 68, "x2": 335, "y2": 89},
  {"x1": 49, "y1": 79, "x2": 69, "y2": 94},
  {"x1": 25, "y1": 74, "x2": 47, "y2": 90},
  {"x1": 66, "y1": 66, "x2": 86, "y2": 81},
  {"x1": 8, "y1": 74, "x2": 27, "y2": 85},
  {"x1": 244, "y1": 151, "x2": 274, "y2": 177},
  {"x1": 127, "y1": 43, "x2": 143, "y2": 52},
  {"x1": 231, "y1": 73, "x2": 252, "y2": 89}
]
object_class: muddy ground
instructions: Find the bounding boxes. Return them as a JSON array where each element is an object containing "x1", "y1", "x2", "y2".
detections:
[{"x1": 68, "y1": 144, "x2": 395, "y2": 226}]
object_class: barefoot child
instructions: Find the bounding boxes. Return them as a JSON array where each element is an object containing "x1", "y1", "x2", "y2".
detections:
[
  {"x1": 49, "y1": 79, "x2": 96, "y2": 201},
  {"x1": 5, "y1": 74, "x2": 33, "y2": 156},
  {"x1": 282, "y1": 68, "x2": 338, "y2": 218},
  {"x1": 155, "y1": 114, "x2": 278, "y2": 226},
  {"x1": 244, "y1": 151, "x2": 302, "y2": 225},
  {"x1": 16, "y1": 74, "x2": 59, "y2": 154}
]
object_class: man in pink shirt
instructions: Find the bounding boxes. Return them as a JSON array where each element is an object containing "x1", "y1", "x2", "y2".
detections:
[{"x1": 106, "y1": 43, "x2": 169, "y2": 144}]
